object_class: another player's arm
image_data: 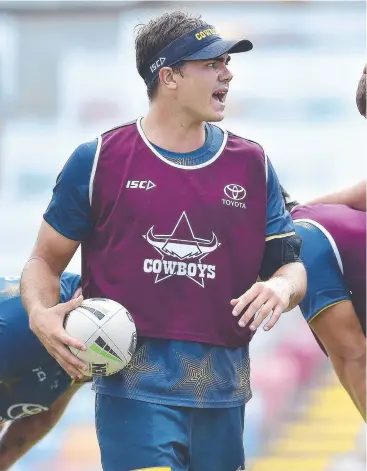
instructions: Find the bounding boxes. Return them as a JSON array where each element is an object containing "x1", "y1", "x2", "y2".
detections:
[
  {"x1": 0, "y1": 383, "x2": 83, "y2": 471},
  {"x1": 310, "y1": 301, "x2": 366, "y2": 421},
  {"x1": 306, "y1": 180, "x2": 366, "y2": 212},
  {"x1": 232, "y1": 156, "x2": 307, "y2": 330},
  {"x1": 20, "y1": 141, "x2": 97, "y2": 379}
]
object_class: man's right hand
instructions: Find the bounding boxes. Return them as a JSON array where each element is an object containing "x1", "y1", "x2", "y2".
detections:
[{"x1": 29, "y1": 295, "x2": 88, "y2": 379}]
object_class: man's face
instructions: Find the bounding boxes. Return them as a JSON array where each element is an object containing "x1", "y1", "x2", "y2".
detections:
[
  {"x1": 356, "y1": 64, "x2": 366, "y2": 118},
  {"x1": 174, "y1": 54, "x2": 233, "y2": 123}
]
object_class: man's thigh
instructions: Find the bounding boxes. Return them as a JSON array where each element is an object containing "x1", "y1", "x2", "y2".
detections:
[
  {"x1": 95, "y1": 394, "x2": 190, "y2": 471},
  {"x1": 190, "y1": 406, "x2": 245, "y2": 471}
]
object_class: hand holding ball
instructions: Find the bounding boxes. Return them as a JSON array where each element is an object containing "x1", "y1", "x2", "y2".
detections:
[{"x1": 64, "y1": 298, "x2": 137, "y2": 376}]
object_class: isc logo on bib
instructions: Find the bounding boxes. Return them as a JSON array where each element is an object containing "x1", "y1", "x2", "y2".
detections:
[{"x1": 126, "y1": 180, "x2": 156, "y2": 191}]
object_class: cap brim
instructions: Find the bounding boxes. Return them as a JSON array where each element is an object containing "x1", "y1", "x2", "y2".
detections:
[{"x1": 183, "y1": 38, "x2": 253, "y2": 61}]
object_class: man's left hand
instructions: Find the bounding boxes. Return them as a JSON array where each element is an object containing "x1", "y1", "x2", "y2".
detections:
[{"x1": 230, "y1": 277, "x2": 292, "y2": 332}]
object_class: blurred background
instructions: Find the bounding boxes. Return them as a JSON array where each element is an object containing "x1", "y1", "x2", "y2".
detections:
[{"x1": 0, "y1": 0, "x2": 365, "y2": 470}]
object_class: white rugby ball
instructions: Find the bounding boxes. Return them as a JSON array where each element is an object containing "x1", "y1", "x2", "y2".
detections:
[{"x1": 64, "y1": 298, "x2": 137, "y2": 377}]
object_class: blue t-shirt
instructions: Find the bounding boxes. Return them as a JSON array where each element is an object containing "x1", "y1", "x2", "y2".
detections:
[
  {"x1": 294, "y1": 220, "x2": 350, "y2": 323},
  {"x1": 44, "y1": 122, "x2": 295, "y2": 408},
  {"x1": 0, "y1": 273, "x2": 81, "y2": 422}
]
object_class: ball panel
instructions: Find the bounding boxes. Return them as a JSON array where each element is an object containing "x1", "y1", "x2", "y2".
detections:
[
  {"x1": 65, "y1": 307, "x2": 100, "y2": 340},
  {"x1": 82, "y1": 298, "x2": 123, "y2": 326},
  {"x1": 88, "y1": 329, "x2": 126, "y2": 376},
  {"x1": 101, "y1": 308, "x2": 137, "y2": 361},
  {"x1": 100, "y1": 329, "x2": 129, "y2": 366},
  {"x1": 72, "y1": 328, "x2": 125, "y2": 376}
]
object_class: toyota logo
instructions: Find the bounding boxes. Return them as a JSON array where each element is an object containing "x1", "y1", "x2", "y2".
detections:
[{"x1": 224, "y1": 184, "x2": 246, "y2": 201}]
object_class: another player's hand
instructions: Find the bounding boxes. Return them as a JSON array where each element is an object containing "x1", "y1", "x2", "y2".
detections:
[
  {"x1": 230, "y1": 278, "x2": 292, "y2": 332},
  {"x1": 29, "y1": 296, "x2": 88, "y2": 379}
]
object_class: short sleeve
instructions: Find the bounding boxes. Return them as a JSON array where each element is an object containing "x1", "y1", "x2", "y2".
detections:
[
  {"x1": 266, "y1": 157, "x2": 295, "y2": 240},
  {"x1": 43, "y1": 139, "x2": 97, "y2": 241},
  {"x1": 295, "y1": 221, "x2": 350, "y2": 323}
]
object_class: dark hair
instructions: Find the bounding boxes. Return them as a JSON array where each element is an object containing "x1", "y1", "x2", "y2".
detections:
[
  {"x1": 356, "y1": 66, "x2": 366, "y2": 118},
  {"x1": 280, "y1": 186, "x2": 299, "y2": 213},
  {"x1": 135, "y1": 11, "x2": 208, "y2": 101}
]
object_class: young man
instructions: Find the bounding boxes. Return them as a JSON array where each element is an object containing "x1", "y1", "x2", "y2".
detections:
[
  {"x1": 282, "y1": 184, "x2": 366, "y2": 420},
  {"x1": 20, "y1": 12, "x2": 306, "y2": 471},
  {"x1": 0, "y1": 272, "x2": 89, "y2": 471}
]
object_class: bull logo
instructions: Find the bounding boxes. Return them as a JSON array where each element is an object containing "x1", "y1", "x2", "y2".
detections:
[
  {"x1": 145, "y1": 226, "x2": 219, "y2": 260},
  {"x1": 143, "y1": 212, "x2": 221, "y2": 287}
]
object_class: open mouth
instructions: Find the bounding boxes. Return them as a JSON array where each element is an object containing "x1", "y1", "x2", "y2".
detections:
[{"x1": 212, "y1": 91, "x2": 227, "y2": 104}]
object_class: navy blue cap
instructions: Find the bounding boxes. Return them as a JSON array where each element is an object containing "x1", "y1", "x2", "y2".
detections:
[{"x1": 140, "y1": 25, "x2": 253, "y2": 85}]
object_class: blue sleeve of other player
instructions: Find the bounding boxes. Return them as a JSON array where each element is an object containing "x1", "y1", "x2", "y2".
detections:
[
  {"x1": 59, "y1": 273, "x2": 81, "y2": 303},
  {"x1": 266, "y1": 157, "x2": 295, "y2": 239},
  {"x1": 295, "y1": 222, "x2": 350, "y2": 323},
  {"x1": 43, "y1": 139, "x2": 97, "y2": 241}
]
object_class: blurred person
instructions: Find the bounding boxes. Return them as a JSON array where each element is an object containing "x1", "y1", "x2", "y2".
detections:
[
  {"x1": 20, "y1": 11, "x2": 306, "y2": 471},
  {"x1": 0, "y1": 273, "x2": 90, "y2": 471},
  {"x1": 281, "y1": 184, "x2": 366, "y2": 420},
  {"x1": 278, "y1": 68, "x2": 367, "y2": 421}
]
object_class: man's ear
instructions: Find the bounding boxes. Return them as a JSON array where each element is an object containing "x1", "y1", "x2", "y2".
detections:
[{"x1": 159, "y1": 67, "x2": 178, "y2": 90}]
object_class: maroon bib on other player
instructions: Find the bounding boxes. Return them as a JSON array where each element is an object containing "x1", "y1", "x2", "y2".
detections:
[{"x1": 292, "y1": 204, "x2": 366, "y2": 333}]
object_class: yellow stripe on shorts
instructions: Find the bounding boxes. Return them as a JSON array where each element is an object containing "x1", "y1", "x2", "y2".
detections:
[{"x1": 131, "y1": 468, "x2": 171, "y2": 471}]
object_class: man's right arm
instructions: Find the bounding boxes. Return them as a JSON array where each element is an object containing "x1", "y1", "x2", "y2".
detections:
[
  {"x1": 20, "y1": 222, "x2": 86, "y2": 379},
  {"x1": 20, "y1": 139, "x2": 97, "y2": 378},
  {"x1": 21, "y1": 222, "x2": 80, "y2": 315}
]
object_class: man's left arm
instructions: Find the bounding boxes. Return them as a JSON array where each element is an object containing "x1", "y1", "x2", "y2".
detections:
[
  {"x1": 0, "y1": 383, "x2": 82, "y2": 471},
  {"x1": 231, "y1": 157, "x2": 307, "y2": 331}
]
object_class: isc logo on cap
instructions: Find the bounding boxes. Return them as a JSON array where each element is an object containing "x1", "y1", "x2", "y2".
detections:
[{"x1": 150, "y1": 58, "x2": 166, "y2": 73}]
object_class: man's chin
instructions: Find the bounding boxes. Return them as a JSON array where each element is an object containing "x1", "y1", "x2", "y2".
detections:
[{"x1": 207, "y1": 111, "x2": 225, "y2": 123}]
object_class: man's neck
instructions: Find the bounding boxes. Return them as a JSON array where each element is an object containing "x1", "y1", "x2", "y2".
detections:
[{"x1": 141, "y1": 102, "x2": 206, "y2": 153}]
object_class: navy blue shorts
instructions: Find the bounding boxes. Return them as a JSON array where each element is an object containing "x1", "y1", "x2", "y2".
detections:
[{"x1": 96, "y1": 394, "x2": 245, "y2": 471}]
